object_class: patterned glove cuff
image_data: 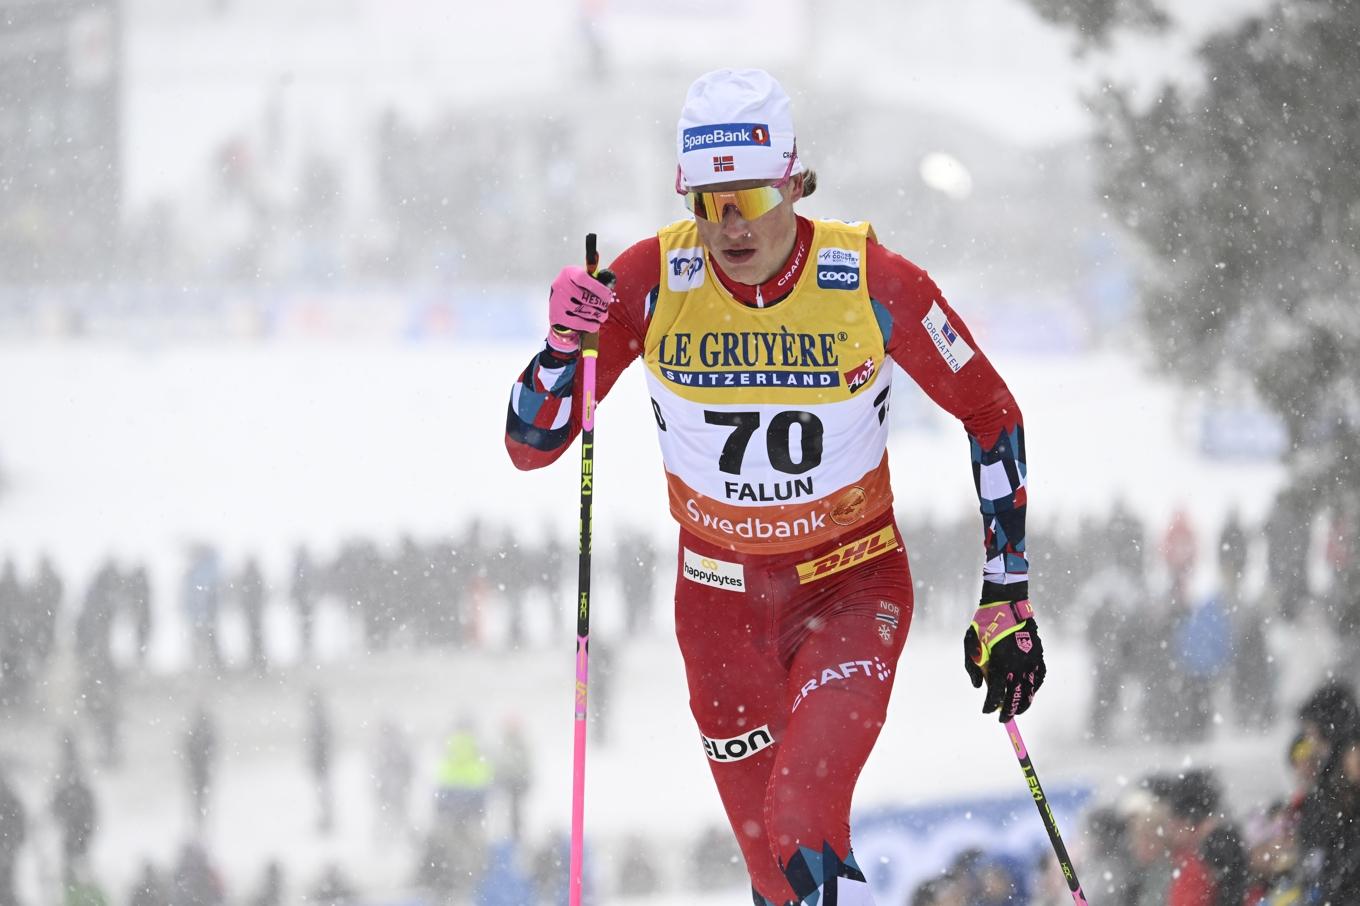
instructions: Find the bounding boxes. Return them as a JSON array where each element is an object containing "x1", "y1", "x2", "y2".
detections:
[
  {"x1": 971, "y1": 599, "x2": 1035, "y2": 664},
  {"x1": 546, "y1": 327, "x2": 582, "y2": 354}
]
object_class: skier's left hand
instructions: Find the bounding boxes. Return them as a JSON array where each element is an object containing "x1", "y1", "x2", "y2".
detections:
[{"x1": 963, "y1": 600, "x2": 1046, "y2": 722}]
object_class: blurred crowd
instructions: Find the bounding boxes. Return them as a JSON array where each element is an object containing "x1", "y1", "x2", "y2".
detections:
[
  {"x1": 914, "y1": 488, "x2": 1358, "y2": 749},
  {"x1": 0, "y1": 483, "x2": 1355, "y2": 903},
  {"x1": 0, "y1": 522, "x2": 663, "y2": 760},
  {"x1": 908, "y1": 677, "x2": 1360, "y2": 906}
]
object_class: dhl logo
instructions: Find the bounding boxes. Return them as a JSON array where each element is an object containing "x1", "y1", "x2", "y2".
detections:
[{"x1": 795, "y1": 526, "x2": 898, "y2": 584}]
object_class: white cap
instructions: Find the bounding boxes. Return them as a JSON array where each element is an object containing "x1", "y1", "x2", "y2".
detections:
[{"x1": 676, "y1": 68, "x2": 802, "y2": 190}]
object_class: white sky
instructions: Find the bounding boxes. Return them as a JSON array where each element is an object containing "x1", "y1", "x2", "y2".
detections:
[{"x1": 120, "y1": 0, "x2": 1277, "y2": 209}]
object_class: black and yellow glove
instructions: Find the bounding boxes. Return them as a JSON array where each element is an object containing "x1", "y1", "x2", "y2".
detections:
[{"x1": 963, "y1": 599, "x2": 1046, "y2": 722}]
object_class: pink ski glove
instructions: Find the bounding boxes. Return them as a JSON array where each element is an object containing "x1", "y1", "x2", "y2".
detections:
[{"x1": 546, "y1": 265, "x2": 614, "y2": 353}]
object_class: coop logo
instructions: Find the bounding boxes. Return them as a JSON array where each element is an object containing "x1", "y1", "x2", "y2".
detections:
[
  {"x1": 843, "y1": 357, "x2": 876, "y2": 394},
  {"x1": 681, "y1": 122, "x2": 771, "y2": 152},
  {"x1": 921, "y1": 300, "x2": 974, "y2": 373},
  {"x1": 816, "y1": 247, "x2": 861, "y2": 290},
  {"x1": 701, "y1": 725, "x2": 774, "y2": 763},
  {"x1": 795, "y1": 526, "x2": 899, "y2": 584},
  {"x1": 667, "y1": 247, "x2": 706, "y2": 292},
  {"x1": 682, "y1": 548, "x2": 746, "y2": 592},
  {"x1": 791, "y1": 658, "x2": 893, "y2": 711}
]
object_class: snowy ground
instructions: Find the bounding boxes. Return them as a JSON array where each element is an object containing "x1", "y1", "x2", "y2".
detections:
[{"x1": 0, "y1": 339, "x2": 1326, "y2": 903}]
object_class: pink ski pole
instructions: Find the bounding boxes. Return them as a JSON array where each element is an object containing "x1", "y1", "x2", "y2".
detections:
[
  {"x1": 1004, "y1": 719, "x2": 1088, "y2": 904},
  {"x1": 569, "y1": 234, "x2": 611, "y2": 906}
]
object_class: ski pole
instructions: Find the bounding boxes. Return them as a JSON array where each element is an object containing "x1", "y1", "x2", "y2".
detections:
[
  {"x1": 1004, "y1": 719, "x2": 1088, "y2": 905},
  {"x1": 569, "y1": 233, "x2": 612, "y2": 906}
]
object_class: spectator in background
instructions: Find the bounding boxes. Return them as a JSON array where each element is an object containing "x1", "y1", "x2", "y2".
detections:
[
  {"x1": 308, "y1": 864, "x2": 353, "y2": 906},
  {"x1": 432, "y1": 717, "x2": 492, "y2": 895},
  {"x1": 1080, "y1": 805, "x2": 1133, "y2": 903},
  {"x1": 1242, "y1": 802, "x2": 1301, "y2": 905},
  {"x1": 617, "y1": 833, "x2": 660, "y2": 898},
  {"x1": 1265, "y1": 487, "x2": 1313, "y2": 622},
  {"x1": 372, "y1": 719, "x2": 413, "y2": 844},
  {"x1": 75, "y1": 563, "x2": 121, "y2": 766},
  {"x1": 1316, "y1": 728, "x2": 1360, "y2": 901},
  {"x1": 30, "y1": 554, "x2": 62, "y2": 680},
  {"x1": 540, "y1": 533, "x2": 567, "y2": 642},
  {"x1": 494, "y1": 717, "x2": 533, "y2": 845},
  {"x1": 235, "y1": 557, "x2": 268, "y2": 673},
  {"x1": 1174, "y1": 564, "x2": 1233, "y2": 743},
  {"x1": 125, "y1": 564, "x2": 154, "y2": 669},
  {"x1": 0, "y1": 560, "x2": 30, "y2": 709},
  {"x1": 170, "y1": 841, "x2": 224, "y2": 906},
  {"x1": 61, "y1": 865, "x2": 108, "y2": 906},
  {"x1": 1086, "y1": 592, "x2": 1135, "y2": 744},
  {"x1": 1295, "y1": 679, "x2": 1360, "y2": 883},
  {"x1": 184, "y1": 706, "x2": 217, "y2": 832},
  {"x1": 494, "y1": 528, "x2": 528, "y2": 650},
  {"x1": 127, "y1": 860, "x2": 169, "y2": 906},
  {"x1": 290, "y1": 545, "x2": 318, "y2": 660},
  {"x1": 305, "y1": 688, "x2": 334, "y2": 834},
  {"x1": 435, "y1": 718, "x2": 492, "y2": 827},
  {"x1": 1161, "y1": 507, "x2": 1198, "y2": 603},
  {"x1": 1125, "y1": 786, "x2": 1174, "y2": 906},
  {"x1": 0, "y1": 767, "x2": 24, "y2": 906},
  {"x1": 1154, "y1": 772, "x2": 1218, "y2": 906},
  {"x1": 50, "y1": 733, "x2": 97, "y2": 884},
  {"x1": 620, "y1": 529, "x2": 658, "y2": 637},
  {"x1": 1218, "y1": 508, "x2": 1248, "y2": 584},
  {"x1": 1175, "y1": 770, "x2": 1248, "y2": 906},
  {"x1": 182, "y1": 545, "x2": 223, "y2": 670},
  {"x1": 249, "y1": 861, "x2": 283, "y2": 906},
  {"x1": 589, "y1": 636, "x2": 615, "y2": 746},
  {"x1": 471, "y1": 841, "x2": 535, "y2": 906}
]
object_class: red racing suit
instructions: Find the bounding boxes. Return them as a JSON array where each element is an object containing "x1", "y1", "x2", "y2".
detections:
[{"x1": 506, "y1": 215, "x2": 1028, "y2": 903}]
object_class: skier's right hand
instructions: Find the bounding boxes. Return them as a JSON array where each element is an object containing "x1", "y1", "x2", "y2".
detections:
[{"x1": 546, "y1": 266, "x2": 614, "y2": 353}]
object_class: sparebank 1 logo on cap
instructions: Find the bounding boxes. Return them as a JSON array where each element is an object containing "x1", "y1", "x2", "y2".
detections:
[
  {"x1": 682, "y1": 123, "x2": 772, "y2": 152},
  {"x1": 667, "y1": 247, "x2": 706, "y2": 292},
  {"x1": 816, "y1": 247, "x2": 861, "y2": 290}
]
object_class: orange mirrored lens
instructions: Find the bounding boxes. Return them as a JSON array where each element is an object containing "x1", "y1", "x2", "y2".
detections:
[{"x1": 685, "y1": 186, "x2": 784, "y2": 222}]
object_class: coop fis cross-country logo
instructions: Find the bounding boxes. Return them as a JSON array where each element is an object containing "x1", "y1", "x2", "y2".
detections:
[
  {"x1": 682, "y1": 548, "x2": 745, "y2": 592},
  {"x1": 816, "y1": 247, "x2": 861, "y2": 290},
  {"x1": 666, "y1": 247, "x2": 706, "y2": 292},
  {"x1": 681, "y1": 122, "x2": 771, "y2": 152},
  {"x1": 701, "y1": 725, "x2": 774, "y2": 763}
]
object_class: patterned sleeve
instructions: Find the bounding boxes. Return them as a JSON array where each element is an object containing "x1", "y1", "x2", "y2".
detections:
[
  {"x1": 504, "y1": 237, "x2": 659, "y2": 471},
  {"x1": 866, "y1": 239, "x2": 1029, "y2": 604}
]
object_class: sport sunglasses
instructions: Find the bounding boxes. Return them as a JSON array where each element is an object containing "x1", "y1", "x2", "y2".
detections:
[{"x1": 676, "y1": 146, "x2": 798, "y2": 223}]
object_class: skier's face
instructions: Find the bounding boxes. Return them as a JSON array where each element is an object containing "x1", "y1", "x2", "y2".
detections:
[{"x1": 692, "y1": 175, "x2": 803, "y2": 285}]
